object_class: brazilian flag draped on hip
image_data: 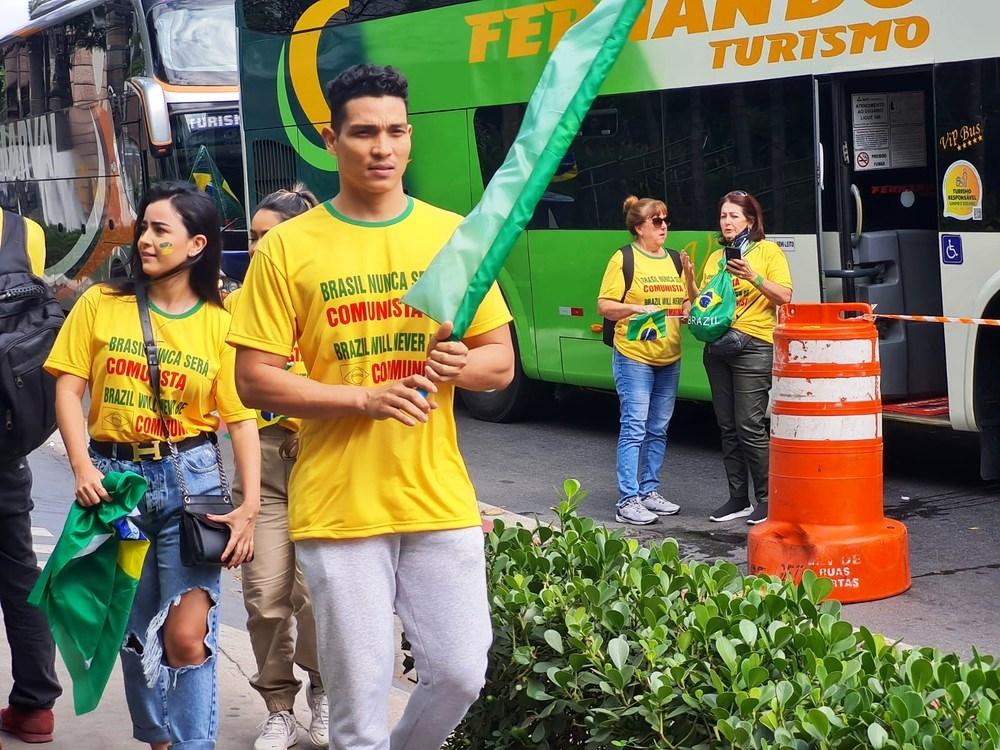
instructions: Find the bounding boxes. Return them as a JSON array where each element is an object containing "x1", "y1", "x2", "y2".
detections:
[
  {"x1": 689, "y1": 260, "x2": 737, "y2": 343},
  {"x1": 402, "y1": 0, "x2": 647, "y2": 337},
  {"x1": 29, "y1": 471, "x2": 150, "y2": 714}
]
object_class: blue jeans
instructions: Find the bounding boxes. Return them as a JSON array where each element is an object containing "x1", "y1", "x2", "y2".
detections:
[
  {"x1": 612, "y1": 351, "x2": 681, "y2": 504},
  {"x1": 90, "y1": 442, "x2": 223, "y2": 749}
]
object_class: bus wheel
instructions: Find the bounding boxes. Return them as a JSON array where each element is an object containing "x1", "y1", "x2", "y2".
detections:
[{"x1": 458, "y1": 327, "x2": 551, "y2": 423}]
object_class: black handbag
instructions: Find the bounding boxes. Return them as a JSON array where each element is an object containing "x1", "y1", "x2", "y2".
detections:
[
  {"x1": 135, "y1": 283, "x2": 234, "y2": 567},
  {"x1": 704, "y1": 328, "x2": 753, "y2": 358}
]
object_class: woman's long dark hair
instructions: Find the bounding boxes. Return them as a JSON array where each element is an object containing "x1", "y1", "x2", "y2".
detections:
[{"x1": 112, "y1": 181, "x2": 224, "y2": 307}]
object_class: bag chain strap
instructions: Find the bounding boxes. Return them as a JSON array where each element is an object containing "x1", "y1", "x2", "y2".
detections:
[{"x1": 135, "y1": 283, "x2": 231, "y2": 502}]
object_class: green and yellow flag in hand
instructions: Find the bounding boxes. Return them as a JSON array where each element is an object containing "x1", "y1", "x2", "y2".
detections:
[
  {"x1": 29, "y1": 472, "x2": 150, "y2": 715},
  {"x1": 403, "y1": 0, "x2": 646, "y2": 337},
  {"x1": 189, "y1": 144, "x2": 244, "y2": 228},
  {"x1": 627, "y1": 310, "x2": 668, "y2": 341}
]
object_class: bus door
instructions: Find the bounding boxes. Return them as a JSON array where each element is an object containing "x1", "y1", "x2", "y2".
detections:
[{"x1": 817, "y1": 68, "x2": 947, "y2": 418}]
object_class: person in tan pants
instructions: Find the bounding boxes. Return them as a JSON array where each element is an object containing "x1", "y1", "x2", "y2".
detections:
[{"x1": 228, "y1": 185, "x2": 328, "y2": 749}]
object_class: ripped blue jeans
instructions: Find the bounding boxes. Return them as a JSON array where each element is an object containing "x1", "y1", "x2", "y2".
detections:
[{"x1": 90, "y1": 442, "x2": 221, "y2": 749}]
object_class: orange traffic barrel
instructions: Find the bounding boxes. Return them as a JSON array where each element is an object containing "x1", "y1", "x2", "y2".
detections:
[{"x1": 747, "y1": 303, "x2": 910, "y2": 603}]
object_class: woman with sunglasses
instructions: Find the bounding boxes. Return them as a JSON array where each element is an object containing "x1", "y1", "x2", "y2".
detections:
[
  {"x1": 597, "y1": 195, "x2": 691, "y2": 525},
  {"x1": 681, "y1": 190, "x2": 792, "y2": 526}
]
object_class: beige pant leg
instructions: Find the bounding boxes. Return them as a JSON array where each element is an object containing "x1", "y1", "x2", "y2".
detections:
[{"x1": 235, "y1": 427, "x2": 321, "y2": 712}]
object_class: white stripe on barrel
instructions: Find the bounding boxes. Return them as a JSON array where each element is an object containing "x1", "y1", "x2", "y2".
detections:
[
  {"x1": 785, "y1": 339, "x2": 877, "y2": 364},
  {"x1": 771, "y1": 413, "x2": 882, "y2": 441},
  {"x1": 773, "y1": 376, "x2": 880, "y2": 403}
]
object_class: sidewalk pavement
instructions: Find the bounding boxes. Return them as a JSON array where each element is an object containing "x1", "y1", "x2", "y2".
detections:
[
  {"x1": 0, "y1": 617, "x2": 412, "y2": 750},
  {"x1": 0, "y1": 502, "x2": 538, "y2": 750}
]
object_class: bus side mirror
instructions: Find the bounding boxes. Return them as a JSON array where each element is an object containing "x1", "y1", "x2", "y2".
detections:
[{"x1": 125, "y1": 77, "x2": 173, "y2": 157}]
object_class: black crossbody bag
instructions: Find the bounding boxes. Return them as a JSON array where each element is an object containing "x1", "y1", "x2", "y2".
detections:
[{"x1": 135, "y1": 283, "x2": 234, "y2": 567}]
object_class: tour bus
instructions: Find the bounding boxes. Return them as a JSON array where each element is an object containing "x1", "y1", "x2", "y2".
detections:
[
  {"x1": 237, "y1": 0, "x2": 1000, "y2": 478},
  {"x1": 0, "y1": 0, "x2": 247, "y2": 305}
]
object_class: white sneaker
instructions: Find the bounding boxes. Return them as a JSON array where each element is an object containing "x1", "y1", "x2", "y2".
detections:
[
  {"x1": 615, "y1": 496, "x2": 658, "y2": 525},
  {"x1": 640, "y1": 491, "x2": 680, "y2": 516},
  {"x1": 306, "y1": 685, "x2": 329, "y2": 748},
  {"x1": 254, "y1": 711, "x2": 298, "y2": 750}
]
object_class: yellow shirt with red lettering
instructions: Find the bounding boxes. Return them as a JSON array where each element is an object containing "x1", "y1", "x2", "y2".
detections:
[
  {"x1": 224, "y1": 287, "x2": 306, "y2": 432},
  {"x1": 598, "y1": 244, "x2": 687, "y2": 366},
  {"x1": 226, "y1": 197, "x2": 512, "y2": 541},
  {"x1": 45, "y1": 285, "x2": 255, "y2": 442},
  {"x1": 701, "y1": 239, "x2": 792, "y2": 345}
]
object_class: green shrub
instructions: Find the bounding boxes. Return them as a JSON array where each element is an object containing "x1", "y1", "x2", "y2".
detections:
[{"x1": 446, "y1": 480, "x2": 1000, "y2": 749}]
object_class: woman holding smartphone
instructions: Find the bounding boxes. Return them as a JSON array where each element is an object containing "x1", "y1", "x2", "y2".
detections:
[{"x1": 682, "y1": 190, "x2": 792, "y2": 527}]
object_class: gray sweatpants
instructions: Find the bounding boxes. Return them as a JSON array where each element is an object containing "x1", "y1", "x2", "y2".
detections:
[{"x1": 297, "y1": 526, "x2": 492, "y2": 750}]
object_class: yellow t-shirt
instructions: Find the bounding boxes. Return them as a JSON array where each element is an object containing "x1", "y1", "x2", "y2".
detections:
[
  {"x1": 598, "y1": 244, "x2": 687, "y2": 366},
  {"x1": 45, "y1": 285, "x2": 255, "y2": 442},
  {"x1": 0, "y1": 213, "x2": 46, "y2": 276},
  {"x1": 227, "y1": 197, "x2": 512, "y2": 541},
  {"x1": 701, "y1": 239, "x2": 792, "y2": 345},
  {"x1": 225, "y1": 287, "x2": 307, "y2": 432}
]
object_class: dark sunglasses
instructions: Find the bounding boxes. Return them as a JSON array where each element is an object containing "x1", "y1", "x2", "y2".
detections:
[
  {"x1": 646, "y1": 216, "x2": 669, "y2": 228},
  {"x1": 728, "y1": 190, "x2": 749, "y2": 198}
]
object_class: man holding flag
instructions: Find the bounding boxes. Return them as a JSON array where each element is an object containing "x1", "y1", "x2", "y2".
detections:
[{"x1": 227, "y1": 65, "x2": 514, "y2": 749}]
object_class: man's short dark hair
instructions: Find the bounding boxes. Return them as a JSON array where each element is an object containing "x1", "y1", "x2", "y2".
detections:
[{"x1": 325, "y1": 64, "x2": 409, "y2": 131}]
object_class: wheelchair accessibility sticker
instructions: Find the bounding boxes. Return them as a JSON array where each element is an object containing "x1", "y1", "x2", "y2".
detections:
[{"x1": 941, "y1": 235, "x2": 964, "y2": 266}]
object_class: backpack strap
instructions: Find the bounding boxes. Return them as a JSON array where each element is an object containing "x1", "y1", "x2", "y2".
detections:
[
  {"x1": 617, "y1": 244, "x2": 634, "y2": 304},
  {"x1": 665, "y1": 248, "x2": 683, "y2": 278},
  {"x1": 0, "y1": 210, "x2": 32, "y2": 276}
]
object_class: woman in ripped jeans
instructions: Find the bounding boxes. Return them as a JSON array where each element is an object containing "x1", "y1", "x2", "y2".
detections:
[{"x1": 45, "y1": 182, "x2": 260, "y2": 749}]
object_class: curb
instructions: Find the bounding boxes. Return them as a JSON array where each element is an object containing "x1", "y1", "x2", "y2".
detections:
[{"x1": 478, "y1": 501, "x2": 539, "y2": 534}]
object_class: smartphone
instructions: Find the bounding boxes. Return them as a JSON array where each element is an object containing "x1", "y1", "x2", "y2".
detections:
[{"x1": 724, "y1": 245, "x2": 742, "y2": 262}]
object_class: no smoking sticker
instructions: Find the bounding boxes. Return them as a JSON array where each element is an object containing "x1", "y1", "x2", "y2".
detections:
[{"x1": 857, "y1": 152, "x2": 870, "y2": 168}]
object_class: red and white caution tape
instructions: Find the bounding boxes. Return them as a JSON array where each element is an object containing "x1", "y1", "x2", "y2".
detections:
[{"x1": 870, "y1": 313, "x2": 1000, "y2": 327}]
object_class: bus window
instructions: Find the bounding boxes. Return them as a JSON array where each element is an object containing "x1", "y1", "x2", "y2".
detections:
[
  {"x1": 26, "y1": 35, "x2": 46, "y2": 117},
  {"x1": 168, "y1": 108, "x2": 246, "y2": 227},
  {"x1": 474, "y1": 92, "x2": 664, "y2": 231},
  {"x1": 2, "y1": 44, "x2": 22, "y2": 121},
  {"x1": 663, "y1": 77, "x2": 815, "y2": 235},
  {"x1": 147, "y1": 0, "x2": 238, "y2": 86},
  {"x1": 106, "y1": 4, "x2": 131, "y2": 107},
  {"x1": 46, "y1": 26, "x2": 70, "y2": 112}
]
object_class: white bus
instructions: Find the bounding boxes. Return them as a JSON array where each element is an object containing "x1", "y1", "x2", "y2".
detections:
[{"x1": 0, "y1": 0, "x2": 246, "y2": 304}]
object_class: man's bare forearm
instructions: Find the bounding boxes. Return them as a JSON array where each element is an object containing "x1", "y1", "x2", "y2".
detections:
[
  {"x1": 452, "y1": 342, "x2": 514, "y2": 392},
  {"x1": 236, "y1": 362, "x2": 368, "y2": 419}
]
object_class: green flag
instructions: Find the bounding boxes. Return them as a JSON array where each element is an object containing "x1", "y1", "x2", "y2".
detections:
[
  {"x1": 626, "y1": 310, "x2": 668, "y2": 341},
  {"x1": 29, "y1": 472, "x2": 150, "y2": 715},
  {"x1": 189, "y1": 145, "x2": 245, "y2": 228},
  {"x1": 402, "y1": 0, "x2": 645, "y2": 337}
]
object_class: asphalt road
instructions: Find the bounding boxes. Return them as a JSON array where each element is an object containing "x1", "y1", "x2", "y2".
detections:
[{"x1": 456, "y1": 390, "x2": 1000, "y2": 660}]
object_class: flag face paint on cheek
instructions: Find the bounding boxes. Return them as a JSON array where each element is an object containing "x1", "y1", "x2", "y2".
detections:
[{"x1": 158, "y1": 242, "x2": 175, "y2": 256}]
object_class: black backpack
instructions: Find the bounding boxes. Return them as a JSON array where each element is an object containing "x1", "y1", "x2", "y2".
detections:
[
  {"x1": 0, "y1": 210, "x2": 65, "y2": 458},
  {"x1": 602, "y1": 244, "x2": 683, "y2": 346}
]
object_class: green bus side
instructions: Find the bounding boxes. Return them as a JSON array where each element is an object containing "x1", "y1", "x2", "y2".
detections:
[{"x1": 236, "y1": 0, "x2": 811, "y2": 409}]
